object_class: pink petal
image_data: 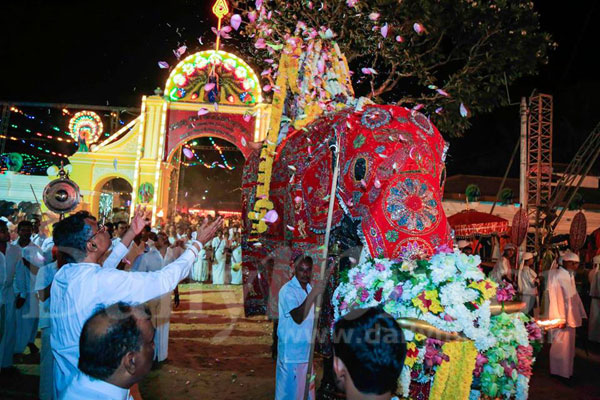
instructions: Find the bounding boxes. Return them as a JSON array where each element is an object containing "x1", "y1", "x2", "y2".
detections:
[
  {"x1": 204, "y1": 83, "x2": 216, "y2": 91},
  {"x1": 197, "y1": 108, "x2": 209, "y2": 116},
  {"x1": 374, "y1": 179, "x2": 381, "y2": 188},
  {"x1": 381, "y1": 23, "x2": 389, "y2": 38},
  {"x1": 243, "y1": 113, "x2": 252, "y2": 122},
  {"x1": 286, "y1": 225, "x2": 295, "y2": 231},
  {"x1": 255, "y1": 38, "x2": 266, "y2": 49},
  {"x1": 369, "y1": 12, "x2": 380, "y2": 21},
  {"x1": 263, "y1": 84, "x2": 272, "y2": 92},
  {"x1": 261, "y1": 69, "x2": 272, "y2": 76},
  {"x1": 361, "y1": 67, "x2": 377, "y2": 75},
  {"x1": 395, "y1": 35, "x2": 404, "y2": 43},
  {"x1": 294, "y1": 196, "x2": 302, "y2": 204},
  {"x1": 460, "y1": 103, "x2": 470, "y2": 117},
  {"x1": 221, "y1": 26, "x2": 232, "y2": 33},
  {"x1": 177, "y1": 45, "x2": 187, "y2": 56},
  {"x1": 248, "y1": 11, "x2": 257, "y2": 23},
  {"x1": 262, "y1": 209, "x2": 279, "y2": 223},
  {"x1": 413, "y1": 23, "x2": 425, "y2": 34},
  {"x1": 158, "y1": 61, "x2": 169, "y2": 69},
  {"x1": 436, "y1": 89, "x2": 449, "y2": 97},
  {"x1": 230, "y1": 14, "x2": 242, "y2": 30},
  {"x1": 213, "y1": 103, "x2": 219, "y2": 112},
  {"x1": 264, "y1": 59, "x2": 274, "y2": 64},
  {"x1": 183, "y1": 148, "x2": 194, "y2": 159},
  {"x1": 255, "y1": 0, "x2": 263, "y2": 10}
]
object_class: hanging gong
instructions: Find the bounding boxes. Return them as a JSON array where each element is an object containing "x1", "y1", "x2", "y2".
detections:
[{"x1": 43, "y1": 177, "x2": 81, "y2": 214}]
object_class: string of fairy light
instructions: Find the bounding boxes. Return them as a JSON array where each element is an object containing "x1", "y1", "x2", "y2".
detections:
[
  {"x1": 181, "y1": 137, "x2": 235, "y2": 170},
  {"x1": 0, "y1": 152, "x2": 55, "y2": 175}
]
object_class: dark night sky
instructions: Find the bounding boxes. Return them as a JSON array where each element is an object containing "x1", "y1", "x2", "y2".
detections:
[{"x1": 1, "y1": 0, "x2": 599, "y2": 184}]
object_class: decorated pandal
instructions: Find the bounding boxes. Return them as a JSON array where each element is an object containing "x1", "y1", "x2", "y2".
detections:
[{"x1": 240, "y1": 35, "x2": 541, "y2": 400}]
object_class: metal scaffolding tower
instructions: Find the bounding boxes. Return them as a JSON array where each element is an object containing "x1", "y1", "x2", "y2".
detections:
[{"x1": 526, "y1": 93, "x2": 553, "y2": 252}]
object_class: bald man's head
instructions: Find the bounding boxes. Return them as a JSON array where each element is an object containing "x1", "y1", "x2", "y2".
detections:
[{"x1": 78, "y1": 302, "x2": 154, "y2": 386}]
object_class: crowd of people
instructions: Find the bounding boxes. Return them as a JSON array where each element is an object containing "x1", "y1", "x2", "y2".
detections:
[
  {"x1": 2, "y1": 203, "x2": 599, "y2": 399},
  {"x1": 459, "y1": 239, "x2": 600, "y2": 384},
  {"x1": 0, "y1": 208, "x2": 251, "y2": 399}
]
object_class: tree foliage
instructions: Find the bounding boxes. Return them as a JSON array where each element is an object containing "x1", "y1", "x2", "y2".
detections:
[{"x1": 230, "y1": 0, "x2": 553, "y2": 136}]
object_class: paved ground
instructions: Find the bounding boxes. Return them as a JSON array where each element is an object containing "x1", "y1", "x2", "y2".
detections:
[{"x1": 1, "y1": 283, "x2": 599, "y2": 399}]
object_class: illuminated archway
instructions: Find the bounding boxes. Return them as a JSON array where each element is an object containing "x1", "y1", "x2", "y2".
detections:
[{"x1": 165, "y1": 50, "x2": 262, "y2": 106}]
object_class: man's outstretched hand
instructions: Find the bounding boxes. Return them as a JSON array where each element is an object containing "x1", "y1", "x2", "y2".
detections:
[
  {"x1": 195, "y1": 217, "x2": 223, "y2": 246},
  {"x1": 130, "y1": 205, "x2": 150, "y2": 235}
]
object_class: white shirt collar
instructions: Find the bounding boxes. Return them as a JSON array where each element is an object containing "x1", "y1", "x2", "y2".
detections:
[{"x1": 76, "y1": 373, "x2": 130, "y2": 399}]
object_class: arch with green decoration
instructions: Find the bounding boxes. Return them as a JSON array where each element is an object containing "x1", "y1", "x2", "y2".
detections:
[{"x1": 164, "y1": 50, "x2": 262, "y2": 106}]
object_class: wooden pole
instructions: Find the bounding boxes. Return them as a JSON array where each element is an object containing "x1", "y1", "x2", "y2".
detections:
[{"x1": 303, "y1": 133, "x2": 342, "y2": 399}]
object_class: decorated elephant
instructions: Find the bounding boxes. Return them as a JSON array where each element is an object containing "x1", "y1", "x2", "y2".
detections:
[
  {"x1": 241, "y1": 103, "x2": 451, "y2": 314},
  {"x1": 240, "y1": 39, "x2": 538, "y2": 399}
]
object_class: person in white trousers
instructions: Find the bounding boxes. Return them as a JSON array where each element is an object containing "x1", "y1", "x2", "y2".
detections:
[
  {"x1": 211, "y1": 231, "x2": 226, "y2": 284},
  {"x1": 136, "y1": 231, "x2": 180, "y2": 362},
  {"x1": 35, "y1": 260, "x2": 59, "y2": 400},
  {"x1": 546, "y1": 251, "x2": 587, "y2": 379},
  {"x1": 588, "y1": 255, "x2": 600, "y2": 343},
  {"x1": 517, "y1": 252, "x2": 538, "y2": 315},
  {"x1": 0, "y1": 220, "x2": 20, "y2": 374},
  {"x1": 230, "y1": 233, "x2": 243, "y2": 285},
  {"x1": 13, "y1": 220, "x2": 44, "y2": 355}
]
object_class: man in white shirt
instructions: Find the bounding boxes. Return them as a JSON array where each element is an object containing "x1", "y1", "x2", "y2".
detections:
[
  {"x1": 0, "y1": 220, "x2": 20, "y2": 374},
  {"x1": 230, "y1": 233, "x2": 243, "y2": 285},
  {"x1": 517, "y1": 252, "x2": 538, "y2": 315},
  {"x1": 588, "y1": 255, "x2": 600, "y2": 343},
  {"x1": 275, "y1": 256, "x2": 326, "y2": 400},
  {"x1": 211, "y1": 231, "x2": 227, "y2": 284},
  {"x1": 13, "y1": 220, "x2": 44, "y2": 355},
  {"x1": 490, "y1": 243, "x2": 516, "y2": 283},
  {"x1": 35, "y1": 259, "x2": 60, "y2": 400},
  {"x1": 112, "y1": 221, "x2": 128, "y2": 247},
  {"x1": 61, "y1": 302, "x2": 154, "y2": 400},
  {"x1": 136, "y1": 231, "x2": 179, "y2": 362},
  {"x1": 546, "y1": 251, "x2": 587, "y2": 379},
  {"x1": 50, "y1": 206, "x2": 221, "y2": 396},
  {"x1": 31, "y1": 216, "x2": 47, "y2": 248}
]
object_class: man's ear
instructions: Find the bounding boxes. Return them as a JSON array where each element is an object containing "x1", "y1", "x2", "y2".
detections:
[
  {"x1": 122, "y1": 351, "x2": 136, "y2": 376},
  {"x1": 86, "y1": 240, "x2": 98, "y2": 254}
]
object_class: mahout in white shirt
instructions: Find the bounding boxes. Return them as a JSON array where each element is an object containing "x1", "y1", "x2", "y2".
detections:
[{"x1": 275, "y1": 256, "x2": 327, "y2": 400}]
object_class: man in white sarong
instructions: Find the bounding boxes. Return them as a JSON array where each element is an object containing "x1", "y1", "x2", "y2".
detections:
[
  {"x1": 35, "y1": 259, "x2": 59, "y2": 399},
  {"x1": 490, "y1": 243, "x2": 516, "y2": 283},
  {"x1": 211, "y1": 230, "x2": 226, "y2": 284},
  {"x1": 275, "y1": 256, "x2": 326, "y2": 400},
  {"x1": 588, "y1": 255, "x2": 600, "y2": 343},
  {"x1": 230, "y1": 233, "x2": 242, "y2": 285},
  {"x1": 191, "y1": 238, "x2": 209, "y2": 282},
  {"x1": 517, "y1": 252, "x2": 538, "y2": 315},
  {"x1": 13, "y1": 220, "x2": 44, "y2": 355},
  {"x1": 546, "y1": 251, "x2": 587, "y2": 379},
  {"x1": 50, "y1": 208, "x2": 221, "y2": 397},
  {"x1": 136, "y1": 231, "x2": 180, "y2": 362},
  {"x1": 0, "y1": 220, "x2": 20, "y2": 373}
]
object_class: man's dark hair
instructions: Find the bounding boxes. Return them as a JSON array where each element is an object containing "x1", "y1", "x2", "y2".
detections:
[
  {"x1": 78, "y1": 302, "x2": 150, "y2": 380},
  {"x1": 53, "y1": 213, "x2": 93, "y2": 263},
  {"x1": 75, "y1": 210, "x2": 96, "y2": 221},
  {"x1": 333, "y1": 307, "x2": 406, "y2": 395},
  {"x1": 116, "y1": 221, "x2": 128, "y2": 228},
  {"x1": 0, "y1": 220, "x2": 8, "y2": 230},
  {"x1": 294, "y1": 255, "x2": 313, "y2": 269},
  {"x1": 17, "y1": 220, "x2": 33, "y2": 231}
]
